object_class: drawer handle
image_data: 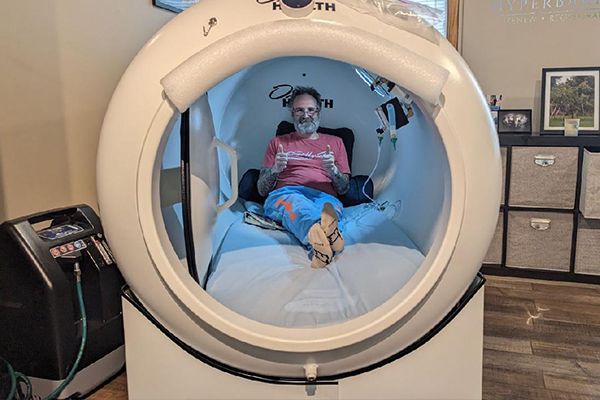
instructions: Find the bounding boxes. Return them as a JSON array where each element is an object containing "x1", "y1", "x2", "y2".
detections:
[
  {"x1": 534, "y1": 155, "x2": 556, "y2": 167},
  {"x1": 530, "y1": 218, "x2": 551, "y2": 231}
]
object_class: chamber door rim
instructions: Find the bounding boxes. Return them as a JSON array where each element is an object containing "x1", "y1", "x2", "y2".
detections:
[{"x1": 135, "y1": 92, "x2": 466, "y2": 354}]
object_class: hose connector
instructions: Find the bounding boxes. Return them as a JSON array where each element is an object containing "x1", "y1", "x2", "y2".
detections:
[
  {"x1": 74, "y1": 262, "x2": 81, "y2": 282},
  {"x1": 303, "y1": 363, "x2": 318, "y2": 382}
]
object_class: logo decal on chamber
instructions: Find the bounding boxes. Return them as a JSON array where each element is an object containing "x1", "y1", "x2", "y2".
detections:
[{"x1": 269, "y1": 84, "x2": 335, "y2": 109}]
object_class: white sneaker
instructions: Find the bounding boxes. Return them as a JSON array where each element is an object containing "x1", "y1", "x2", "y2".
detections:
[
  {"x1": 320, "y1": 202, "x2": 344, "y2": 253},
  {"x1": 308, "y1": 223, "x2": 333, "y2": 268}
]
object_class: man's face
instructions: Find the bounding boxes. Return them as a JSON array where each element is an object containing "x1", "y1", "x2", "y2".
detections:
[{"x1": 292, "y1": 94, "x2": 320, "y2": 135}]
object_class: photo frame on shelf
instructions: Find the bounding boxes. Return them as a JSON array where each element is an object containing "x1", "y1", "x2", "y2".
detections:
[
  {"x1": 497, "y1": 109, "x2": 532, "y2": 133},
  {"x1": 540, "y1": 67, "x2": 600, "y2": 134},
  {"x1": 153, "y1": 0, "x2": 199, "y2": 13}
]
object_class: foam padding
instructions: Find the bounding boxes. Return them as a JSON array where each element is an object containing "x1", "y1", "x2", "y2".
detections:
[{"x1": 161, "y1": 19, "x2": 449, "y2": 112}]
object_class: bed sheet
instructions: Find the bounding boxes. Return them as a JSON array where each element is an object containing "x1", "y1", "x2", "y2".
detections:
[{"x1": 206, "y1": 203, "x2": 424, "y2": 327}]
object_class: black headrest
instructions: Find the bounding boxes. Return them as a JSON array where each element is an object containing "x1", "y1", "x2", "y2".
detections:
[{"x1": 276, "y1": 121, "x2": 355, "y2": 169}]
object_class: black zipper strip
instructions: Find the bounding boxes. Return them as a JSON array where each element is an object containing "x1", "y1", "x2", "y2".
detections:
[
  {"x1": 180, "y1": 109, "x2": 200, "y2": 283},
  {"x1": 121, "y1": 273, "x2": 485, "y2": 385}
]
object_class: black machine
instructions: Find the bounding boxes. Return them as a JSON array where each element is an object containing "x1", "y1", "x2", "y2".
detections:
[{"x1": 0, "y1": 205, "x2": 124, "y2": 399}]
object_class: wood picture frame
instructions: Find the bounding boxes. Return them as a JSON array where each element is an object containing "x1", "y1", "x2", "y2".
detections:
[{"x1": 541, "y1": 67, "x2": 600, "y2": 134}]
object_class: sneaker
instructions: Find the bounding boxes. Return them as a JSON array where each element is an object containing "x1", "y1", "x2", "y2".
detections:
[
  {"x1": 320, "y1": 203, "x2": 344, "y2": 253},
  {"x1": 308, "y1": 223, "x2": 333, "y2": 268}
]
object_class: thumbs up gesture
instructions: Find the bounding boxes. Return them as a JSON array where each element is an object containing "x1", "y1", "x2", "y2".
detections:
[
  {"x1": 272, "y1": 144, "x2": 288, "y2": 173},
  {"x1": 322, "y1": 144, "x2": 337, "y2": 175}
]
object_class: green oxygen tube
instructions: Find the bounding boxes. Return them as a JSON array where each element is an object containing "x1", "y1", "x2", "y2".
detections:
[{"x1": 44, "y1": 261, "x2": 87, "y2": 400}]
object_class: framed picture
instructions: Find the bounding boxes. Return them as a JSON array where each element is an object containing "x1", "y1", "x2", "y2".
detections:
[
  {"x1": 541, "y1": 67, "x2": 600, "y2": 134},
  {"x1": 497, "y1": 109, "x2": 532, "y2": 133},
  {"x1": 153, "y1": 0, "x2": 199, "y2": 13}
]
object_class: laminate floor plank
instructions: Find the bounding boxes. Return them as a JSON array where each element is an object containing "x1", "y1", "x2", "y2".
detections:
[
  {"x1": 483, "y1": 382, "x2": 599, "y2": 400},
  {"x1": 532, "y1": 341, "x2": 600, "y2": 363},
  {"x1": 483, "y1": 349, "x2": 589, "y2": 378},
  {"x1": 88, "y1": 372, "x2": 128, "y2": 400},
  {"x1": 544, "y1": 373, "x2": 600, "y2": 397},
  {"x1": 483, "y1": 365, "x2": 544, "y2": 387},
  {"x1": 484, "y1": 335, "x2": 533, "y2": 354}
]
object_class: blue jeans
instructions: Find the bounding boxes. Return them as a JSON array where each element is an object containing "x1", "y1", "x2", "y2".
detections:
[{"x1": 264, "y1": 186, "x2": 344, "y2": 247}]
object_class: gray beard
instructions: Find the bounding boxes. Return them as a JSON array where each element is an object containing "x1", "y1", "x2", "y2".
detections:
[{"x1": 294, "y1": 118, "x2": 320, "y2": 135}]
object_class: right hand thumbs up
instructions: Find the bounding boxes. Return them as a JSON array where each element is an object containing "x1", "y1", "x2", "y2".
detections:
[{"x1": 273, "y1": 144, "x2": 288, "y2": 173}]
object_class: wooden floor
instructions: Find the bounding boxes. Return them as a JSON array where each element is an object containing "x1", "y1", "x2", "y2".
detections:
[{"x1": 89, "y1": 275, "x2": 600, "y2": 400}]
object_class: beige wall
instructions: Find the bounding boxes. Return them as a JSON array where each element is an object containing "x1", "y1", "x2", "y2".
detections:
[
  {"x1": 461, "y1": 1, "x2": 600, "y2": 131},
  {"x1": 0, "y1": 0, "x2": 173, "y2": 222}
]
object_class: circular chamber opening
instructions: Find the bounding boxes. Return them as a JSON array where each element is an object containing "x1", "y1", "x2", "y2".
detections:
[{"x1": 157, "y1": 56, "x2": 451, "y2": 329}]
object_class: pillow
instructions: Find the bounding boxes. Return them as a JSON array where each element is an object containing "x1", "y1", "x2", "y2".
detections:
[
  {"x1": 276, "y1": 121, "x2": 355, "y2": 168},
  {"x1": 339, "y1": 175, "x2": 374, "y2": 207},
  {"x1": 238, "y1": 168, "x2": 265, "y2": 204}
]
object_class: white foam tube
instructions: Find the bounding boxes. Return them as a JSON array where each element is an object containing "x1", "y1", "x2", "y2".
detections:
[{"x1": 161, "y1": 19, "x2": 449, "y2": 112}]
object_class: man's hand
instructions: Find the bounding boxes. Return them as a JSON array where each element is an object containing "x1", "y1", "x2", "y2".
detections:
[
  {"x1": 272, "y1": 144, "x2": 288, "y2": 174},
  {"x1": 322, "y1": 145, "x2": 338, "y2": 175}
]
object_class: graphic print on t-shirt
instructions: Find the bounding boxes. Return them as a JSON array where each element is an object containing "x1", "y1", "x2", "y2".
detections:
[{"x1": 286, "y1": 150, "x2": 331, "y2": 161}]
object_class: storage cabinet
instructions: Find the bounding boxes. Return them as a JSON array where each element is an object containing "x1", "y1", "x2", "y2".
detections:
[
  {"x1": 509, "y1": 147, "x2": 578, "y2": 209},
  {"x1": 482, "y1": 134, "x2": 600, "y2": 284},
  {"x1": 575, "y1": 216, "x2": 600, "y2": 276},
  {"x1": 580, "y1": 149, "x2": 600, "y2": 218},
  {"x1": 506, "y1": 211, "x2": 572, "y2": 271}
]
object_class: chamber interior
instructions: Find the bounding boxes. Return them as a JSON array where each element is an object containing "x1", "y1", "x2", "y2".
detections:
[{"x1": 158, "y1": 56, "x2": 450, "y2": 328}]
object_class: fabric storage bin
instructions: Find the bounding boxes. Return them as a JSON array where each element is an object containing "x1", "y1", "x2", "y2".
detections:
[
  {"x1": 506, "y1": 211, "x2": 573, "y2": 271},
  {"x1": 575, "y1": 216, "x2": 600, "y2": 275},
  {"x1": 483, "y1": 212, "x2": 503, "y2": 264},
  {"x1": 509, "y1": 146, "x2": 578, "y2": 209},
  {"x1": 580, "y1": 149, "x2": 600, "y2": 219},
  {"x1": 500, "y1": 147, "x2": 507, "y2": 205}
]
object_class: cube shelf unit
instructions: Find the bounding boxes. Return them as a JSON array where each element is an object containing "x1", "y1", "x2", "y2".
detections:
[{"x1": 481, "y1": 133, "x2": 600, "y2": 284}]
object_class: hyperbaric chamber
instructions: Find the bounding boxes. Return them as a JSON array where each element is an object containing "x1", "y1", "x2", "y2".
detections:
[{"x1": 97, "y1": 0, "x2": 501, "y2": 380}]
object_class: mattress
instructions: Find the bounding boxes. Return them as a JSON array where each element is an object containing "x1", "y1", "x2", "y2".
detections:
[{"x1": 205, "y1": 203, "x2": 425, "y2": 328}]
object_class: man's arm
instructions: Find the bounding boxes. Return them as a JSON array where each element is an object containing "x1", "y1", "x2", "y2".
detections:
[
  {"x1": 257, "y1": 168, "x2": 279, "y2": 197},
  {"x1": 330, "y1": 167, "x2": 350, "y2": 196},
  {"x1": 322, "y1": 144, "x2": 350, "y2": 196}
]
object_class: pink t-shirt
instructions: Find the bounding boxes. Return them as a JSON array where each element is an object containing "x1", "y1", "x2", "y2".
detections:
[{"x1": 262, "y1": 132, "x2": 351, "y2": 196}]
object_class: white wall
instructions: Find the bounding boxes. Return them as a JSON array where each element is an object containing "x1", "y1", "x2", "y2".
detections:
[
  {"x1": 461, "y1": 0, "x2": 600, "y2": 132},
  {"x1": 0, "y1": 0, "x2": 173, "y2": 222}
]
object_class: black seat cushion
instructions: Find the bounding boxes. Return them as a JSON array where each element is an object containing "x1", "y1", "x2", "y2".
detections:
[{"x1": 238, "y1": 121, "x2": 373, "y2": 207}]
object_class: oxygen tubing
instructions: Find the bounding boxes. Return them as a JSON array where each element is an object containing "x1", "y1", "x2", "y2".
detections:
[
  {"x1": 362, "y1": 141, "x2": 383, "y2": 206},
  {"x1": 43, "y1": 262, "x2": 87, "y2": 400}
]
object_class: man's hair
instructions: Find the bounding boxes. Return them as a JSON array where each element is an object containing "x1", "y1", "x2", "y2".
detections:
[{"x1": 289, "y1": 86, "x2": 322, "y2": 110}]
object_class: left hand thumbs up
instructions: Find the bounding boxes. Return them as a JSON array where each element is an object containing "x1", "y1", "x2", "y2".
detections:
[{"x1": 322, "y1": 144, "x2": 336, "y2": 175}]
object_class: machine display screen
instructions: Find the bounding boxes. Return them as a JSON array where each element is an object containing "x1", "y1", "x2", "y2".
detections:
[{"x1": 37, "y1": 224, "x2": 83, "y2": 241}]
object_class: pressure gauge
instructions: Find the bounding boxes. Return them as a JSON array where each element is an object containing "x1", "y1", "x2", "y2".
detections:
[
  {"x1": 282, "y1": 0, "x2": 313, "y2": 8},
  {"x1": 281, "y1": 0, "x2": 314, "y2": 17}
]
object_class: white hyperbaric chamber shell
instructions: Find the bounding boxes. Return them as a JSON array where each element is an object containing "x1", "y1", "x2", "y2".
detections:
[{"x1": 97, "y1": 0, "x2": 500, "y2": 378}]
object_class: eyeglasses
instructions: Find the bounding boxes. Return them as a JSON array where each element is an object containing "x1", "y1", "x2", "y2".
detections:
[{"x1": 292, "y1": 107, "x2": 320, "y2": 116}]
